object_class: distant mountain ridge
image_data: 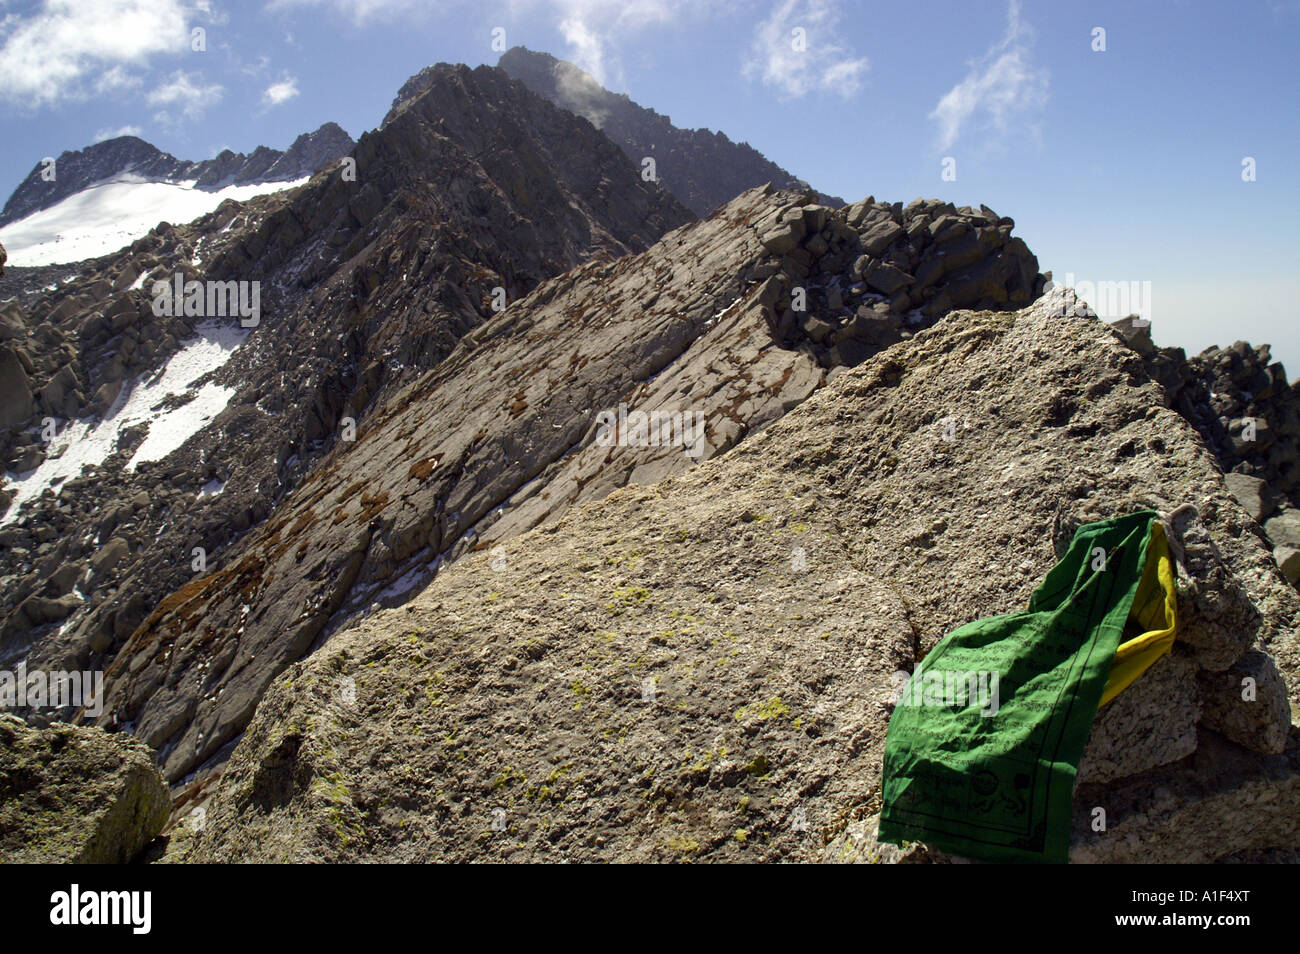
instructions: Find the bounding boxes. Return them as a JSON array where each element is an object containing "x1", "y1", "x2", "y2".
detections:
[{"x1": 0, "y1": 123, "x2": 355, "y2": 227}]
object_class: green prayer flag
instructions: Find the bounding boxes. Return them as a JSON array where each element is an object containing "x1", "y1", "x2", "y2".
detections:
[{"x1": 878, "y1": 510, "x2": 1160, "y2": 863}]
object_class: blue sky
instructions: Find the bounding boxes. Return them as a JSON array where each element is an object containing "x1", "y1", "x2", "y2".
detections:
[{"x1": 1, "y1": 0, "x2": 1298, "y2": 370}]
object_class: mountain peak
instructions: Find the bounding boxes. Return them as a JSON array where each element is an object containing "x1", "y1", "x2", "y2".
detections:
[{"x1": 497, "y1": 46, "x2": 844, "y2": 215}]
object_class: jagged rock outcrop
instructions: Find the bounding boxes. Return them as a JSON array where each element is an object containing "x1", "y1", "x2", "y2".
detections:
[
  {"x1": 166, "y1": 287, "x2": 1299, "y2": 862},
  {"x1": 0, "y1": 64, "x2": 691, "y2": 730},
  {"x1": 1114, "y1": 319, "x2": 1300, "y2": 586},
  {"x1": 0, "y1": 714, "x2": 170, "y2": 863},
  {"x1": 93, "y1": 183, "x2": 1042, "y2": 784},
  {"x1": 0, "y1": 124, "x2": 356, "y2": 227},
  {"x1": 490, "y1": 47, "x2": 844, "y2": 215}
]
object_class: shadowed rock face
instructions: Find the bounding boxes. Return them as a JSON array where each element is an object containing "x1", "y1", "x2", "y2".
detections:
[
  {"x1": 93, "y1": 183, "x2": 1044, "y2": 784},
  {"x1": 165, "y1": 288, "x2": 1299, "y2": 863},
  {"x1": 1, "y1": 64, "x2": 691, "y2": 723}
]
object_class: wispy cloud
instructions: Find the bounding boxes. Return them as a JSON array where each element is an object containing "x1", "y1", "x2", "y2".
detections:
[
  {"x1": 0, "y1": 0, "x2": 196, "y2": 106},
  {"x1": 744, "y1": 0, "x2": 868, "y2": 100},
  {"x1": 558, "y1": 14, "x2": 607, "y2": 84},
  {"x1": 262, "y1": 76, "x2": 300, "y2": 106},
  {"x1": 94, "y1": 124, "x2": 143, "y2": 141},
  {"x1": 929, "y1": 0, "x2": 1048, "y2": 151},
  {"x1": 147, "y1": 69, "x2": 223, "y2": 123},
  {"x1": 544, "y1": 0, "x2": 692, "y2": 86}
]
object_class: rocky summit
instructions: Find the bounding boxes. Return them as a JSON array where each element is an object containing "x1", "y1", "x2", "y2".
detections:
[
  {"x1": 495, "y1": 47, "x2": 845, "y2": 216},
  {"x1": 1, "y1": 42, "x2": 1298, "y2": 870}
]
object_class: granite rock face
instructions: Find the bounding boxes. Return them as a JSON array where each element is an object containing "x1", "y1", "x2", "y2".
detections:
[{"x1": 170, "y1": 290, "x2": 1299, "y2": 863}]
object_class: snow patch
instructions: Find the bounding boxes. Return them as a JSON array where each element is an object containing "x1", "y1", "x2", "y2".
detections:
[
  {"x1": 197, "y1": 478, "x2": 226, "y2": 498},
  {"x1": 1, "y1": 321, "x2": 248, "y2": 524},
  {"x1": 0, "y1": 176, "x2": 308, "y2": 267}
]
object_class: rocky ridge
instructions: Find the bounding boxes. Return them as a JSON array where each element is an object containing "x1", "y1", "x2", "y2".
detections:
[
  {"x1": 167, "y1": 288, "x2": 1300, "y2": 863},
  {"x1": 0, "y1": 62, "x2": 690, "y2": 735},
  {"x1": 87, "y1": 183, "x2": 1043, "y2": 786},
  {"x1": 1115, "y1": 319, "x2": 1300, "y2": 586},
  {"x1": 3, "y1": 55, "x2": 1300, "y2": 865}
]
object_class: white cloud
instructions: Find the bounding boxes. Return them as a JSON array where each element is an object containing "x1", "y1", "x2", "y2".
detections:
[
  {"x1": 0, "y1": 0, "x2": 194, "y2": 106},
  {"x1": 744, "y1": 0, "x2": 868, "y2": 100},
  {"x1": 94, "y1": 124, "x2": 143, "y2": 141},
  {"x1": 147, "y1": 69, "x2": 223, "y2": 122},
  {"x1": 192, "y1": 0, "x2": 229, "y2": 25},
  {"x1": 558, "y1": 14, "x2": 606, "y2": 84},
  {"x1": 544, "y1": 0, "x2": 690, "y2": 86},
  {"x1": 929, "y1": 0, "x2": 1048, "y2": 151},
  {"x1": 93, "y1": 65, "x2": 144, "y2": 95},
  {"x1": 240, "y1": 54, "x2": 272, "y2": 78},
  {"x1": 262, "y1": 76, "x2": 300, "y2": 106}
]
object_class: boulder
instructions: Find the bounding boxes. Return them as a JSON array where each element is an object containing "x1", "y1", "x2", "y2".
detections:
[
  {"x1": 860, "y1": 219, "x2": 905, "y2": 256},
  {"x1": 759, "y1": 226, "x2": 798, "y2": 255},
  {"x1": 1166, "y1": 508, "x2": 1261, "y2": 671},
  {"x1": 1077, "y1": 653, "x2": 1200, "y2": 786},
  {"x1": 799, "y1": 315, "x2": 836, "y2": 343},
  {"x1": 1277, "y1": 545, "x2": 1300, "y2": 585},
  {"x1": 1198, "y1": 649, "x2": 1292, "y2": 755},
  {"x1": 14, "y1": 593, "x2": 82, "y2": 629},
  {"x1": 38, "y1": 364, "x2": 83, "y2": 419},
  {"x1": 844, "y1": 196, "x2": 875, "y2": 226},
  {"x1": 1109, "y1": 315, "x2": 1155, "y2": 356},
  {"x1": 1071, "y1": 731, "x2": 1300, "y2": 864},
  {"x1": 864, "y1": 262, "x2": 914, "y2": 296},
  {"x1": 91, "y1": 537, "x2": 131, "y2": 577},
  {"x1": 1224, "y1": 472, "x2": 1274, "y2": 522},
  {"x1": 0, "y1": 347, "x2": 34, "y2": 430},
  {"x1": 0, "y1": 299, "x2": 25, "y2": 342},
  {"x1": 1266, "y1": 510, "x2": 1300, "y2": 550},
  {"x1": 47, "y1": 562, "x2": 84, "y2": 596},
  {"x1": 0, "y1": 716, "x2": 171, "y2": 863}
]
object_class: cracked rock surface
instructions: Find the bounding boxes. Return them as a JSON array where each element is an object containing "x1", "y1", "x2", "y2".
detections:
[{"x1": 170, "y1": 290, "x2": 1299, "y2": 863}]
